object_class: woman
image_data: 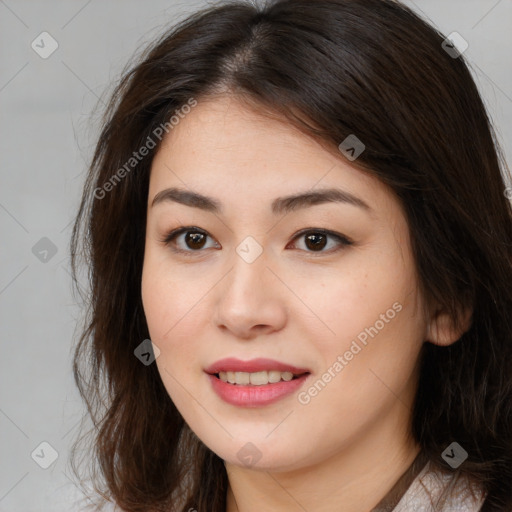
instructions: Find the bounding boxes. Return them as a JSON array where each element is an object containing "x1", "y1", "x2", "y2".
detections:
[{"x1": 70, "y1": 0, "x2": 512, "y2": 510}]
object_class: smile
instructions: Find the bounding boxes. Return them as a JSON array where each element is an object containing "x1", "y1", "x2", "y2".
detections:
[
  {"x1": 217, "y1": 370, "x2": 302, "y2": 385},
  {"x1": 204, "y1": 357, "x2": 311, "y2": 407}
]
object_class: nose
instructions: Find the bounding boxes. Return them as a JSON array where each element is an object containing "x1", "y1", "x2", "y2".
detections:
[{"x1": 212, "y1": 247, "x2": 287, "y2": 340}]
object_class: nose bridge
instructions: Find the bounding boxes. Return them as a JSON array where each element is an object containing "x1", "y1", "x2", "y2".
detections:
[
  {"x1": 213, "y1": 237, "x2": 287, "y2": 336},
  {"x1": 225, "y1": 237, "x2": 269, "y2": 301}
]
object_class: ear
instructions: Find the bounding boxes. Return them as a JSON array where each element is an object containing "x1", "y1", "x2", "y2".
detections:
[{"x1": 426, "y1": 306, "x2": 473, "y2": 347}]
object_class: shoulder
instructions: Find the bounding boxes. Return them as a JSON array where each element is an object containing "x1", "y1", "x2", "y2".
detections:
[{"x1": 393, "y1": 461, "x2": 487, "y2": 511}]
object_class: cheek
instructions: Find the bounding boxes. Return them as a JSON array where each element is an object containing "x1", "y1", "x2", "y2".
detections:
[
  {"x1": 141, "y1": 251, "x2": 198, "y2": 341},
  {"x1": 301, "y1": 257, "x2": 409, "y2": 343},
  {"x1": 304, "y1": 249, "x2": 424, "y2": 389},
  {"x1": 141, "y1": 260, "x2": 190, "y2": 377},
  {"x1": 142, "y1": 266, "x2": 204, "y2": 416},
  {"x1": 141, "y1": 269, "x2": 170, "y2": 341}
]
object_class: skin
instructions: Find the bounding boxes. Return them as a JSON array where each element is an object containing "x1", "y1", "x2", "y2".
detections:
[{"x1": 141, "y1": 94, "x2": 469, "y2": 511}]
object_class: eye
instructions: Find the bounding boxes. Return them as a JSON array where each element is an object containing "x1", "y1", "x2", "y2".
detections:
[
  {"x1": 287, "y1": 228, "x2": 353, "y2": 254},
  {"x1": 159, "y1": 226, "x2": 353, "y2": 256},
  {"x1": 159, "y1": 226, "x2": 219, "y2": 255}
]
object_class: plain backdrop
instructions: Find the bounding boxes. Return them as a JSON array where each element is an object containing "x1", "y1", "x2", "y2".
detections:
[{"x1": 1, "y1": 0, "x2": 511, "y2": 510}]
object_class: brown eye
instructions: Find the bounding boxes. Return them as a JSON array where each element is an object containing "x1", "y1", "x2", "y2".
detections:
[
  {"x1": 161, "y1": 226, "x2": 353, "y2": 257},
  {"x1": 184, "y1": 231, "x2": 207, "y2": 250},
  {"x1": 304, "y1": 233, "x2": 328, "y2": 251},
  {"x1": 160, "y1": 227, "x2": 219, "y2": 255},
  {"x1": 289, "y1": 229, "x2": 353, "y2": 254}
]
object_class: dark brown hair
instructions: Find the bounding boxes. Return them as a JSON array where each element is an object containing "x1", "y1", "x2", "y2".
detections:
[{"x1": 70, "y1": 0, "x2": 512, "y2": 510}]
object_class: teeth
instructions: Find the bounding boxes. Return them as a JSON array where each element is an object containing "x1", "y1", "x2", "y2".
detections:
[
  {"x1": 235, "y1": 372, "x2": 250, "y2": 385},
  {"x1": 218, "y1": 370, "x2": 299, "y2": 385},
  {"x1": 249, "y1": 371, "x2": 268, "y2": 385},
  {"x1": 268, "y1": 370, "x2": 282, "y2": 383}
]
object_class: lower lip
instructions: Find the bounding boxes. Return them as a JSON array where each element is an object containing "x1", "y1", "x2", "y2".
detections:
[{"x1": 207, "y1": 373, "x2": 309, "y2": 407}]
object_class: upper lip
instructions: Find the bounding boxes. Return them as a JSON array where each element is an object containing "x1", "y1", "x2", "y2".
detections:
[{"x1": 204, "y1": 357, "x2": 311, "y2": 375}]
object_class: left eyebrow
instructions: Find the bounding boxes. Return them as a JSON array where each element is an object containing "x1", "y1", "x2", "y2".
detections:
[
  {"x1": 271, "y1": 188, "x2": 373, "y2": 215},
  {"x1": 150, "y1": 186, "x2": 373, "y2": 215}
]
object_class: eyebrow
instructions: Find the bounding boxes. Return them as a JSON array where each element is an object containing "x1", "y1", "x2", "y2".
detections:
[{"x1": 151, "y1": 186, "x2": 372, "y2": 215}]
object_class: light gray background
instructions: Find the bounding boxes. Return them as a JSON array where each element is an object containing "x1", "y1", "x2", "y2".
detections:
[{"x1": 1, "y1": 1, "x2": 511, "y2": 510}]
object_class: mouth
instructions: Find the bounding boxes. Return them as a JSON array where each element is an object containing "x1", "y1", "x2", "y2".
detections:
[
  {"x1": 204, "y1": 358, "x2": 311, "y2": 407},
  {"x1": 213, "y1": 370, "x2": 309, "y2": 386}
]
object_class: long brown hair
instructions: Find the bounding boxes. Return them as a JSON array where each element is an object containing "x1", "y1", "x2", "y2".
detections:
[{"x1": 70, "y1": 0, "x2": 512, "y2": 510}]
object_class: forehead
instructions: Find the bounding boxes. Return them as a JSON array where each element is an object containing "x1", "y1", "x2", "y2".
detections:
[{"x1": 148, "y1": 95, "x2": 399, "y2": 221}]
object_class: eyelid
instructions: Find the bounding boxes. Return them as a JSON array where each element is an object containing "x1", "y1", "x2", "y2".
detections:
[
  {"x1": 158, "y1": 226, "x2": 217, "y2": 252},
  {"x1": 288, "y1": 227, "x2": 353, "y2": 249},
  {"x1": 159, "y1": 226, "x2": 353, "y2": 255}
]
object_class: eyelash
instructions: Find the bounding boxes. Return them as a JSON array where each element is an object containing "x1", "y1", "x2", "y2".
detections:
[{"x1": 159, "y1": 226, "x2": 353, "y2": 257}]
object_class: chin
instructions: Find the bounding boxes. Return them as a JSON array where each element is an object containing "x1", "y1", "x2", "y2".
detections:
[{"x1": 200, "y1": 434, "x2": 314, "y2": 472}]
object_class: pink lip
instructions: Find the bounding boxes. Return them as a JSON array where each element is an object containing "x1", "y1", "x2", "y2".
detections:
[
  {"x1": 204, "y1": 357, "x2": 310, "y2": 374},
  {"x1": 207, "y1": 374, "x2": 310, "y2": 407},
  {"x1": 204, "y1": 358, "x2": 311, "y2": 408}
]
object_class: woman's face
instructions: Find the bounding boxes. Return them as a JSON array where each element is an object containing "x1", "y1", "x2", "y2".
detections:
[{"x1": 141, "y1": 95, "x2": 428, "y2": 471}]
